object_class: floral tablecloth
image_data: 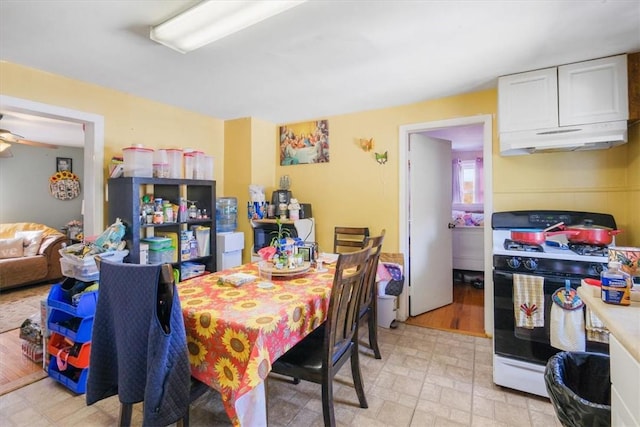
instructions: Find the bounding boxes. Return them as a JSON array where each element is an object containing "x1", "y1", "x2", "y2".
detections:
[{"x1": 178, "y1": 262, "x2": 335, "y2": 426}]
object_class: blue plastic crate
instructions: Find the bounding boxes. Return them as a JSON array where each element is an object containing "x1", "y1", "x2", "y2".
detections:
[
  {"x1": 47, "y1": 283, "x2": 97, "y2": 318},
  {"x1": 48, "y1": 355, "x2": 89, "y2": 394},
  {"x1": 48, "y1": 309, "x2": 94, "y2": 343}
]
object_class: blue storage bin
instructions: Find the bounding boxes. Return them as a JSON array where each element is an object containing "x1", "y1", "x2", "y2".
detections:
[
  {"x1": 47, "y1": 283, "x2": 98, "y2": 318},
  {"x1": 48, "y1": 309, "x2": 94, "y2": 343},
  {"x1": 48, "y1": 356, "x2": 89, "y2": 394}
]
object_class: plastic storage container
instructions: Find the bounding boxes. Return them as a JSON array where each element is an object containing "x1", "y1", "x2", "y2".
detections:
[
  {"x1": 141, "y1": 237, "x2": 172, "y2": 251},
  {"x1": 166, "y1": 148, "x2": 183, "y2": 178},
  {"x1": 216, "y1": 197, "x2": 238, "y2": 232},
  {"x1": 59, "y1": 250, "x2": 128, "y2": 282},
  {"x1": 122, "y1": 146, "x2": 154, "y2": 177},
  {"x1": 149, "y1": 247, "x2": 175, "y2": 264}
]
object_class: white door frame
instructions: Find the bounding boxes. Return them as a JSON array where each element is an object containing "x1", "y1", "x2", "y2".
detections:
[
  {"x1": 0, "y1": 95, "x2": 105, "y2": 237},
  {"x1": 398, "y1": 114, "x2": 494, "y2": 336}
]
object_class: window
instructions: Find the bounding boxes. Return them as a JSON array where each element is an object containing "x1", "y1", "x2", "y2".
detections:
[
  {"x1": 460, "y1": 160, "x2": 476, "y2": 204},
  {"x1": 452, "y1": 157, "x2": 483, "y2": 205}
]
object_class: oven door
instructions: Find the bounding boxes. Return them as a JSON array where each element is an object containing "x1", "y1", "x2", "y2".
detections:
[{"x1": 493, "y1": 270, "x2": 608, "y2": 366}]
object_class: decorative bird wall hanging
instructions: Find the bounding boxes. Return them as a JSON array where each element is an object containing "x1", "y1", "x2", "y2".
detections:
[
  {"x1": 359, "y1": 137, "x2": 374, "y2": 152},
  {"x1": 375, "y1": 151, "x2": 388, "y2": 164}
]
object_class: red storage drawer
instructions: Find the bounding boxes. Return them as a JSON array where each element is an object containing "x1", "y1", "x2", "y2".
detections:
[{"x1": 47, "y1": 332, "x2": 91, "y2": 369}]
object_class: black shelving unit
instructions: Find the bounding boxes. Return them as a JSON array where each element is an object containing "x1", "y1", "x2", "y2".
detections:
[{"x1": 107, "y1": 177, "x2": 217, "y2": 273}]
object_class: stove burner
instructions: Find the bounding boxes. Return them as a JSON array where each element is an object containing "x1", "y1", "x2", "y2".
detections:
[
  {"x1": 568, "y1": 243, "x2": 608, "y2": 257},
  {"x1": 504, "y1": 239, "x2": 544, "y2": 252}
]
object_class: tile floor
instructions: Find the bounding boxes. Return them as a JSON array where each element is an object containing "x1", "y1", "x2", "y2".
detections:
[{"x1": 0, "y1": 323, "x2": 562, "y2": 426}]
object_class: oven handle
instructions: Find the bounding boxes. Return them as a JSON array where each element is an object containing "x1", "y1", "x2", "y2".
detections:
[{"x1": 494, "y1": 270, "x2": 584, "y2": 288}]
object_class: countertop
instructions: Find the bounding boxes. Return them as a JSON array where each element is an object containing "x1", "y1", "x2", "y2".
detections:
[{"x1": 577, "y1": 285, "x2": 640, "y2": 362}]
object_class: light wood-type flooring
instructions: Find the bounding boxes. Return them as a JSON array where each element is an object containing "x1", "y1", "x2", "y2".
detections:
[
  {"x1": 0, "y1": 329, "x2": 47, "y2": 396},
  {"x1": 406, "y1": 275, "x2": 485, "y2": 337}
]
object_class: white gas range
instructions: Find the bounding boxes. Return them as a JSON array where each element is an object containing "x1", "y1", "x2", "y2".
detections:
[{"x1": 491, "y1": 210, "x2": 615, "y2": 397}]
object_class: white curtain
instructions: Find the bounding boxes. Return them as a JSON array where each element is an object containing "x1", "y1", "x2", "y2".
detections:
[
  {"x1": 474, "y1": 157, "x2": 484, "y2": 203},
  {"x1": 452, "y1": 158, "x2": 462, "y2": 203}
]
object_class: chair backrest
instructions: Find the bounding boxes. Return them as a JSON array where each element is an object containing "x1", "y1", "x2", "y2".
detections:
[
  {"x1": 324, "y1": 246, "x2": 370, "y2": 366},
  {"x1": 359, "y1": 230, "x2": 386, "y2": 313},
  {"x1": 333, "y1": 226, "x2": 370, "y2": 253},
  {"x1": 87, "y1": 259, "x2": 191, "y2": 425}
]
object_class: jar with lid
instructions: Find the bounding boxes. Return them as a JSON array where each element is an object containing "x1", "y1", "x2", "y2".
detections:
[{"x1": 601, "y1": 261, "x2": 631, "y2": 305}]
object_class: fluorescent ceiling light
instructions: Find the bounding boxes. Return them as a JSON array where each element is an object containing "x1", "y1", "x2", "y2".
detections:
[{"x1": 150, "y1": 0, "x2": 307, "y2": 53}]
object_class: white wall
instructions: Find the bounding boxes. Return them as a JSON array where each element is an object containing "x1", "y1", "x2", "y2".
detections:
[{"x1": 0, "y1": 144, "x2": 84, "y2": 231}]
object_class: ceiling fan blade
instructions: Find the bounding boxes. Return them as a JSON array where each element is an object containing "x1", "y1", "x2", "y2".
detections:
[
  {"x1": 0, "y1": 129, "x2": 58, "y2": 149},
  {"x1": 14, "y1": 138, "x2": 59, "y2": 149}
]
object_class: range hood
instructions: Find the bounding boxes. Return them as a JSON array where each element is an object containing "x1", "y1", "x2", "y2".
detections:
[{"x1": 500, "y1": 120, "x2": 628, "y2": 156}]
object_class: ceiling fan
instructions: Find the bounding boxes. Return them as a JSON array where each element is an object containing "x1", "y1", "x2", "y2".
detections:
[{"x1": 0, "y1": 114, "x2": 59, "y2": 158}]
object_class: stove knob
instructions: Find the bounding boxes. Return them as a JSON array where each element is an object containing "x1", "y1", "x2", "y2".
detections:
[
  {"x1": 507, "y1": 257, "x2": 521, "y2": 269},
  {"x1": 523, "y1": 258, "x2": 538, "y2": 270},
  {"x1": 591, "y1": 263, "x2": 605, "y2": 276}
]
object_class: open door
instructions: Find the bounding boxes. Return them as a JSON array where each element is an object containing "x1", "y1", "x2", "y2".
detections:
[{"x1": 408, "y1": 133, "x2": 453, "y2": 315}]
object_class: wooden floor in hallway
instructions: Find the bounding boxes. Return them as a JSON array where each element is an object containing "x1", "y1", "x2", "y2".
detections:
[{"x1": 406, "y1": 276, "x2": 485, "y2": 337}]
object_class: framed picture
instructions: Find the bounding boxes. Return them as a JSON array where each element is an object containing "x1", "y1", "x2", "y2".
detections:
[
  {"x1": 56, "y1": 157, "x2": 72, "y2": 172},
  {"x1": 279, "y1": 119, "x2": 329, "y2": 165}
]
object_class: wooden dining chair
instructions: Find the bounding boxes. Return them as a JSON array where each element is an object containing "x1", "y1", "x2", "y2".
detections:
[
  {"x1": 333, "y1": 226, "x2": 370, "y2": 253},
  {"x1": 270, "y1": 247, "x2": 371, "y2": 427},
  {"x1": 358, "y1": 230, "x2": 385, "y2": 359},
  {"x1": 87, "y1": 259, "x2": 209, "y2": 427}
]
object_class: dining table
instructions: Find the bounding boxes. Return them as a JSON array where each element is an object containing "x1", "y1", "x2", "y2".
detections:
[{"x1": 178, "y1": 260, "x2": 336, "y2": 427}]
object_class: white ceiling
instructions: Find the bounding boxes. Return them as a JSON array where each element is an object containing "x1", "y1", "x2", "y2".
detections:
[{"x1": 1, "y1": 0, "x2": 639, "y2": 151}]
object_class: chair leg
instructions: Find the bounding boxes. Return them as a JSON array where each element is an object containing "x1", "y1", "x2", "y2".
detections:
[
  {"x1": 119, "y1": 403, "x2": 133, "y2": 427},
  {"x1": 350, "y1": 342, "x2": 368, "y2": 409},
  {"x1": 368, "y1": 311, "x2": 382, "y2": 359},
  {"x1": 321, "y1": 376, "x2": 336, "y2": 427}
]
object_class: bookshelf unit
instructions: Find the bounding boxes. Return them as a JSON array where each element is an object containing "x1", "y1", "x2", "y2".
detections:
[{"x1": 107, "y1": 177, "x2": 217, "y2": 274}]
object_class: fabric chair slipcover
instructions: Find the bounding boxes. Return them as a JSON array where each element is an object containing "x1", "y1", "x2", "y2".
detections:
[
  {"x1": 359, "y1": 230, "x2": 385, "y2": 359},
  {"x1": 271, "y1": 246, "x2": 370, "y2": 426},
  {"x1": 86, "y1": 260, "x2": 193, "y2": 426},
  {"x1": 333, "y1": 226, "x2": 370, "y2": 253}
]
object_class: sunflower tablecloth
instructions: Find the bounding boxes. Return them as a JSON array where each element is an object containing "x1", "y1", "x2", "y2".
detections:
[{"x1": 178, "y1": 262, "x2": 335, "y2": 426}]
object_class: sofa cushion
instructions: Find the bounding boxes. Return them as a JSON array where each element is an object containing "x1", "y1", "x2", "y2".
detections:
[
  {"x1": 16, "y1": 230, "x2": 44, "y2": 257},
  {"x1": 0, "y1": 237, "x2": 24, "y2": 259}
]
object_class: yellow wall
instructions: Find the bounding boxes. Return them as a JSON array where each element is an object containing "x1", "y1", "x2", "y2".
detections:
[
  {"x1": 224, "y1": 117, "x2": 276, "y2": 260},
  {"x1": 3, "y1": 60, "x2": 638, "y2": 259},
  {"x1": 267, "y1": 90, "x2": 498, "y2": 254},
  {"x1": 0, "y1": 61, "x2": 225, "y2": 194}
]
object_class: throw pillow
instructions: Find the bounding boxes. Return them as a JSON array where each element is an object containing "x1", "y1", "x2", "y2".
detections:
[
  {"x1": 16, "y1": 230, "x2": 45, "y2": 257},
  {"x1": 0, "y1": 237, "x2": 25, "y2": 259}
]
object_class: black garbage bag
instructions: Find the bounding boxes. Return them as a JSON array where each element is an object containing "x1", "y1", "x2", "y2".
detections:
[{"x1": 544, "y1": 351, "x2": 611, "y2": 427}]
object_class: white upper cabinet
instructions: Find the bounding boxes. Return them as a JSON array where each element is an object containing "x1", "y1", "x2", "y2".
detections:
[
  {"x1": 499, "y1": 54, "x2": 628, "y2": 133},
  {"x1": 558, "y1": 55, "x2": 629, "y2": 126},
  {"x1": 498, "y1": 67, "x2": 558, "y2": 133}
]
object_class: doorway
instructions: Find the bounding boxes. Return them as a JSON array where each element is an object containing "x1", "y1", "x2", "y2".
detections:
[
  {"x1": 0, "y1": 95, "x2": 105, "y2": 236},
  {"x1": 398, "y1": 114, "x2": 493, "y2": 336}
]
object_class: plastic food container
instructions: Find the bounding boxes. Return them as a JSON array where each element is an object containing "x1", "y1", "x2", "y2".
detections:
[
  {"x1": 149, "y1": 247, "x2": 175, "y2": 264},
  {"x1": 166, "y1": 148, "x2": 183, "y2": 178},
  {"x1": 123, "y1": 146, "x2": 154, "y2": 177},
  {"x1": 141, "y1": 237, "x2": 172, "y2": 251}
]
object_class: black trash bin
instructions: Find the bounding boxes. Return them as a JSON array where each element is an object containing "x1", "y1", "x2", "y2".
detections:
[{"x1": 544, "y1": 351, "x2": 611, "y2": 427}]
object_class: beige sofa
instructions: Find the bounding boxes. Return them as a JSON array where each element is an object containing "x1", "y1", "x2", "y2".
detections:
[{"x1": 0, "y1": 223, "x2": 66, "y2": 291}]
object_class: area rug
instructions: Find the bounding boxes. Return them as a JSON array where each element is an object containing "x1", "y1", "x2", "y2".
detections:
[{"x1": 0, "y1": 284, "x2": 52, "y2": 333}]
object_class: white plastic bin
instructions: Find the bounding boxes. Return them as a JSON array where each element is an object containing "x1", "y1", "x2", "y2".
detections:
[{"x1": 377, "y1": 295, "x2": 396, "y2": 329}]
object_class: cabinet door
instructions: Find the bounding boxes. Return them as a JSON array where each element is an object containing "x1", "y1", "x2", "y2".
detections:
[
  {"x1": 498, "y1": 67, "x2": 558, "y2": 133},
  {"x1": 558, "y1": 54, "x2": 628, "y2": 126}
]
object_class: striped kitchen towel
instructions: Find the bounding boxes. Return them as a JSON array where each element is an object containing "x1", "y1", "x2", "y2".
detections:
[
  {"x1": 585, "y1": 306, "x2": 609, "y2": 344},
  {"x1": 513, "y1": 274, "x2": 544, "y2": 329}
]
